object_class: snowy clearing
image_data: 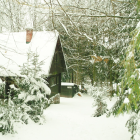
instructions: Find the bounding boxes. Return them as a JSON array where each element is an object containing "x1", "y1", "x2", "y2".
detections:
[{"x1": 0, "y1": 94, "x2": 138, "y2": 140}]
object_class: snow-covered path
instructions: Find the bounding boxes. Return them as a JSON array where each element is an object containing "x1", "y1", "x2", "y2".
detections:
[{"x1": 0, "y1": 94, "x2": 132, "y2": 140}]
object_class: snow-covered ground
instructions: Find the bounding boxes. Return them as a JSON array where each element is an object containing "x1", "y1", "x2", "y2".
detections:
[{"x1": 0, "y1": 93, "x2": 138, "y2": 140}]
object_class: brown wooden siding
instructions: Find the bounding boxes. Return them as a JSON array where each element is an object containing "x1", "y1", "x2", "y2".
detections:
[
  {"x1": 47, "y1": 73, "x2": 61, "y2": 98},
  {"x1": 49, "y1": 38, "x2": 66, "y2": 75}
]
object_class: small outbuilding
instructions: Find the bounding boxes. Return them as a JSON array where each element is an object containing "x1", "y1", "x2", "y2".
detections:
[{"x1": 61, "y1": 82, "x2": 79, "y2": 98}]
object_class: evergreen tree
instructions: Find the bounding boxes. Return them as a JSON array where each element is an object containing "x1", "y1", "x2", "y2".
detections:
[
  {"x1": 0, "y1": 51, "x2": 51, "y2": 134},
  {"x1": 108, "y1": 20, "x2": 140, "y2": 140},
  {"x1": 19, "y1": 50, "x2": 51, "y2": 123}
]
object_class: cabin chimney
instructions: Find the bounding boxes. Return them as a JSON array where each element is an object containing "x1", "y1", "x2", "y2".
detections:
[{"x1": 26, "y1": 28, "x2": 33, "y2": 44}]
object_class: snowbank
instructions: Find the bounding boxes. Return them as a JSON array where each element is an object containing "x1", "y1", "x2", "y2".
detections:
[{"x1": 0, "y1": 94, "x2": 136, "y2": 140}]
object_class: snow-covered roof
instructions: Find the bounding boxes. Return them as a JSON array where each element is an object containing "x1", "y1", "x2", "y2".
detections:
[
  {"x1": 61, "y1": 82, "x2": 76, "y2": 86},
  {"x1": 0, "y1": 30, "x2": 59, "y2": 76}
]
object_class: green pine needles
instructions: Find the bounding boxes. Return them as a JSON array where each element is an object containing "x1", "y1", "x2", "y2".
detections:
[
  {"x1": 0, "y1": 50, "x2": 51, "y2": 134},
  {"x1": 109, "y1": 22, "x2": 140, "y2": 140},
  {"x1": 114, "y1": 23, "x2": 140, "y2": 115}
]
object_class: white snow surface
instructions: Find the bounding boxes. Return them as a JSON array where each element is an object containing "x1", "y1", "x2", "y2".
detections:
[
  {"x1": 0, "y1": 94, "x2": 138, "y2": 140},
  {"x1": 61, "y1": 82, "x2": 75, "y2": 86},
  {"x1": 124, "y1": 97, "x2": 129, "y2": 104},
  {"x1": 0, "y1": 30, "x2": 59, "y2": 76}
]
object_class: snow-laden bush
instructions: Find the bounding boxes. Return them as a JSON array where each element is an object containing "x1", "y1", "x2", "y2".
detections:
[
  {"x1": 92, "y1": 85, "x2": 109, "y2": 117},
  {"x1": 0, "y1": 80, "x2": 18, "y2": 134},
  {"x1": 0, "y1": 51, "x2": 51, "y2": 134},
  {"x1": 0, "y1": 75, "x2": 51, "y2": 134},
  {"x1": 0, "y1": 50, "x2": 52, "y2": 135},
  {"x1": 0, "y1": 80, "x2": 32, "y2": 134},
  {"x1": 93, "y1": 95, "x2": 108, "y2": 117},
  {"x1": 17, "y1": 51, "x2": 51, "y2": 123},
  {"x1": 125, "y1": 112, "x2": 140, "y2": 140},
  {"x1": 0, "y1": 96, "x2": 30, "y2": 135},
  {"x1": 15, "y1": 76, "x2": 51, "y2": 123},
  {"x1": 0, "y1": 99, "x2": 16, "y2": 134},
  {"x1": 85, "y1": 82, "x2": 111, "y2": 117},
  {"x1": 85, "y1": 82, "x2": 115, "y2": 97}
]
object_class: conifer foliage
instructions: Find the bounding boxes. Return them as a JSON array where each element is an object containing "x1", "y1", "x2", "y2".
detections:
[
  {"x1": 109, "y1": 21, "x2": 140, "y2": 140},
  {"x1": 89, "y1": 84, "x2": 109, "y2": 117},
  {"x1": 93, "y1": 95, "x2": 108, "y2": 117},
  {"x1": 0, "y1": 51, "x2": 51, "y2": 134},
  {"x1": 18, "y1": 51, "x2": 51, "y2": 123}
]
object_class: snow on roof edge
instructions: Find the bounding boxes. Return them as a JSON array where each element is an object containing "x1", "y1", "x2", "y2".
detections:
[{"x1": 61, "y1": 82, "x2": 76, "y2": 86}]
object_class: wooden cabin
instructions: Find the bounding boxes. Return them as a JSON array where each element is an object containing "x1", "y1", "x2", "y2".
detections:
[{"x1": 0, "y1": 30, "x2": 66, "y2": 99}]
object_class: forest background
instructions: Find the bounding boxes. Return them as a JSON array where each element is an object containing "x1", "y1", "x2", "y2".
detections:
[
  {"x1": 0, "y1": 0, "x2": 139, "y2": 86},
  {"x1": 0, "y1": 0, "x2": 140, "y2": 139}
]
